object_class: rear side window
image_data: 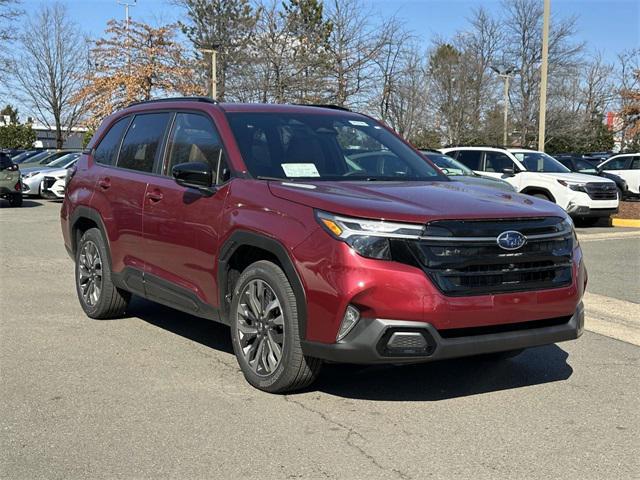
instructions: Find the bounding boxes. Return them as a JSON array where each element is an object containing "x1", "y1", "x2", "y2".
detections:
[
  {"x1": 602, "y1": 157, "x2": 629, "y2": 170},
  {"x1": 631, "y1": 157, "x2": 640, "y2": 170},
  {"x1": 117, "y1": 113, "x2": 171, "y2": 173},
  {"x1": 94, "y1": 117, "x2": 130, "y2": 166},
  {"x1": 165, "y1": 113, "x2": 228, "y2": 183},
  {"x1": 455, "y1": 150, "x2": 482, "y2": 170},
  {"x1": 484, "y1": 152, "x2": 514, "y2": 172}
]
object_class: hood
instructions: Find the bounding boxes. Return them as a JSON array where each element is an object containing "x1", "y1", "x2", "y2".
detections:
[
  {"x1": 43, "y1": 167, "x2": 69, "y2": 177},
  {"x1": 538, "y1": 171, "x2": 615, "y2": 184},
  {"x1": 268, "y1": 180, "x2": 566, "y2": 223},
  {"x1": 20, "y1": 165, "x2": 53, "y2": 175},
  {"x1": 462, "y1": 175, "x2": 515, "y2": 192}
]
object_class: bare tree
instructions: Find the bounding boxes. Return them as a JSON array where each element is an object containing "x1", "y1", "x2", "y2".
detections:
[
  {"x1": 10, "y1": 3, "x2": 87, "y2": 148},
  {"x1": 325, "y1": 0, "x2": 390, "y2": 108},
  {"x1": 0, "y1": 0, "x2": 22, "y2": 70},
  {"x1": 502, "y1": 0, "x2": 583, "y2": 145},
  {"x1": 615, "y1": 48, "x2": 640, "y2": 149}
]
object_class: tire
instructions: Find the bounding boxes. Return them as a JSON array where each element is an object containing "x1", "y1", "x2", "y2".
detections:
[
  {"x1": 8, "y1": 194, "x2": 22, "y2": 207},
  {"x1": 230, "y1": 260, "x2": 322, "y2": 393},
  {"x1": 477, "y1": 349, "x2": 524, "y2": 361},
  {"x1": 75, "y1": 228, "x2": 130, "y2": 319}
]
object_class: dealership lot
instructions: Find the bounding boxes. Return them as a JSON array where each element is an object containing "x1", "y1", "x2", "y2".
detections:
[{"x1": 1, "y1": 200, "x2": 639, "y2": 479}]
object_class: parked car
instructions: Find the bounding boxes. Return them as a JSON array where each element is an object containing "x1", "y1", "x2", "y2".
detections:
[
  {"x1": 62, "y1": 98, "x2": 585, "y2": 393},
  {"x1": 41, "y1": 164, "x2": 77, "y2": 199},
  {"x1": 11, "y1": 149, "x2": 45, "y2": 164},
  {"x1": 596, "y1": 153, "x2": 640, "y2": 200},
  {"x1": 0, "y1": 153, "x2": 23, "y2": 207},
  {"x1": 440, "y1": 146, "x2": 619, "y2": 225},
  {"x1": 554, "y1": 154, "x2": 629, "y2": 200},
  {"x1": 19, "y1": 149, "x2": 78, "y2": 167},
  {"x1": 420, "y1": 149, "x2": 515, "y2": 192},
  {"x1": 21, "y1": 152, "x2": 80, "y2": 197}
]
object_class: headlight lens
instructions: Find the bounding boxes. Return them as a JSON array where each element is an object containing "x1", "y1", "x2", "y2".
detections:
[
  {"x1": 316, "y1": 211, "x2": 423, "y2": 260},
  {"x1": 557, "y1": 179, "x2": 586, "y2": 192}
]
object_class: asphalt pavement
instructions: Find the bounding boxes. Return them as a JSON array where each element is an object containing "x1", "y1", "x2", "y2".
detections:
[{"x1": 1, "y1": 199, "x2": 639, "y2": 479}]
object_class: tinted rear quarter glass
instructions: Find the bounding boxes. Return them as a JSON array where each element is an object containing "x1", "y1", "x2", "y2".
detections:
[
  {"x1": 455, "y1": 150, "x2": 483, "y2": 170},
  {"x1": 94, "y1": 117, "x2": 130, "y2": 166},
  {"x1": 117, "y1": 113, "x2": 171, "y2": 173}
]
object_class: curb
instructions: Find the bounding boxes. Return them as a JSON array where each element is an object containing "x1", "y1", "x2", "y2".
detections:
[{"x1": 612, "y1": 218, "x2": 640, "y2": 228}]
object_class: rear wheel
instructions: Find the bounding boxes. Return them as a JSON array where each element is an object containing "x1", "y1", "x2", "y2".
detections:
[
  {"x1": 75, "y1": 228, "x2": 130, "y2": 319},
  {"x1": 230, "y1": 260, "x2": 321, "y2": 393},
  {"x1": 8, "y1": 194, "x2": 22, "y2": 207}
]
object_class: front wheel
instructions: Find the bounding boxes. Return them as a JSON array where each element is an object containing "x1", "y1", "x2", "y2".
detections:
[{"x1": 230, "y1": 260, "x2": 321, "y2": 393}]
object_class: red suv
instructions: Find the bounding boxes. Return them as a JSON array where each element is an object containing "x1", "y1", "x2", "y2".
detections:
[{"x1": 61, "y1": 98, "x2": 586, "y2": 392}]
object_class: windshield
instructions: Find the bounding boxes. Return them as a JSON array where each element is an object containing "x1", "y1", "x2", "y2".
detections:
[
  {"x1": 422, "y1": 152, "x2": 474, "y2": 176},
  {"x1": 227, "y1": 112, "x2": 444, "y2": 181},
  {"x1": 512, "y1": 151, "x2": 571, "y2": 173},
  {"x1": 573, "y1": 158, "x2": 597, "y2": 172},
  {"x1": 21, "y1": 151, "x2": 52, "y2": 164},
  {"x1": 48, "y1": 153, "x2": 79, "y2": 168}
]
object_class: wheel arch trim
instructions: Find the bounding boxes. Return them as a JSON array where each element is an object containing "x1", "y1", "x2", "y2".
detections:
[{"x1": 218, "y1": 230, "x2": 308, "y2": 337}]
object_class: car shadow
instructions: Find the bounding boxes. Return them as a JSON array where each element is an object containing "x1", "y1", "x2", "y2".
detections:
[
  {"x1": 127, "y1": 297, "x2": 573, "y2": 401},
  {"x1": 0, "y1": 198, "x2": 44, "y2": 208},
  {"x1": 127, "y1": 296, "x2": 234, "y2": 355}
]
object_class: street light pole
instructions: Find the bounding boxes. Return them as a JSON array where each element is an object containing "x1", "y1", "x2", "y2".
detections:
[
  {"x1": 117, "y1": 0, "x2": 136, "y2": 31},
  {"x1": 538, "y1": 0, "x2": 551, "y2": 151},
  {"x1": 200, "y1": 48, "x2": 218, "y2": 100},
  {"x1": 491, "y1": 66, "x2": 516, "y2": 146}
]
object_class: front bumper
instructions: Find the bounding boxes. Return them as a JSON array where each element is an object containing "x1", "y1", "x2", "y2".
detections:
[
  {"x1": 302, "y1": 302, "x2": 584, "y2": 364},
  {"x1": 566, "y1": 205, "x2": 618, "y2": 218}
]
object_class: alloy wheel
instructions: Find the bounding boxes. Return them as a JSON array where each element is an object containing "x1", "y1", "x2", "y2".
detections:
[
  {"x1": 236, "y1": 279, "x2": 285, "y2": 376},
  {"x1": 78, "y1": 240, "x2": 103, "y2": 307}
]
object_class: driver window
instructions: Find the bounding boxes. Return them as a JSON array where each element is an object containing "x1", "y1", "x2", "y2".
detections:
[
  {"x1": 484, "y1": 152, "x2": 514, "y2": 172},
  {"x1": 166, "y1": 113, "x2": 226, "y2": 182}
]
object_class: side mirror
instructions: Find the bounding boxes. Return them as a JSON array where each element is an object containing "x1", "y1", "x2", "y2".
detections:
[
  {"x1": 502, "y1": 168, "x2": 516, "y2": 176},
  {"x1": 440, "y1": 168, "x2": 450, "y2": 175},
  {"x1": 172, "y1": 162, "x2": 215, "y2": 195}
]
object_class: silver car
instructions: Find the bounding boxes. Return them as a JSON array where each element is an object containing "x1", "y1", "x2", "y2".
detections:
[{"x1": 21, "y1": 153, "x2": 80, "y2": 197}]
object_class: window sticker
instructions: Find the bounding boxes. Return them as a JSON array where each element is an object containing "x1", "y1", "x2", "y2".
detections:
[
  {"x1": 281, "y1": 163, "x2": 320, "y2": 177},
  {"x1": 349, "y1": 120, "x2": 370, "y2": 127}
]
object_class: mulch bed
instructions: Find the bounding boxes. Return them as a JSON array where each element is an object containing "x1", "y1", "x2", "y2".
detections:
[{"x1": 614, "y1": 200, "x2": 640, "y2": 219}]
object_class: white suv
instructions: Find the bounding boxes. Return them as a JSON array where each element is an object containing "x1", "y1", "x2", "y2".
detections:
[
  {"x1": 597, "y1": 153, "x2": 640, "y2": 199},
  {"x1": 441, "y1": 147, "x2": 619, "y2": 223}
]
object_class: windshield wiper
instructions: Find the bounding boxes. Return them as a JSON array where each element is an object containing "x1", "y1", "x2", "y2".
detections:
[{"x1": 257, "y1": 175, "x2": 290, "y2": 181}]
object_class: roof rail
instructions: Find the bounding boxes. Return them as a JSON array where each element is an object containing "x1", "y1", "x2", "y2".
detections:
[
  {"x1": 294, "y1": 103, "x2": 352, "y2": 112},
  {"x1": 443, "y1": 144, "x2": 531, "y2": 150},
  {"x1": 127, "y1": 96, "x2": 218, "y2": 107}
]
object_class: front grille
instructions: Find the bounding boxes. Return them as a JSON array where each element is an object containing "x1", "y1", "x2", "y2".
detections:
[
  {"x1": 393, "y1": 217, "x2": 574, "y2": 296},
  {"x1": 43, "y1": 176, "x2": 56, "y2": 190},
  {"x1": 585, "y1": 182, "x2": 617, "y2": 200}
]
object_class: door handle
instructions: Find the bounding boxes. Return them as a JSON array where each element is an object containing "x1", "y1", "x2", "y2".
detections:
[
  {"x1": 146, "y1": 190, "x2": 164, "y2": 202},
  {"x1": 97, "y1": 178, "x2": 111, "y2": 190}
]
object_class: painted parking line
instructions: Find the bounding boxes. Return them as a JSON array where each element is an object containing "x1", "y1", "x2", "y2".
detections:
[
  {"x1": 583, "y1": 292, "x2": 640, "y2": 346},
  {"x1": 577, "y1": 231, "x2": 640, "y2": 242}
]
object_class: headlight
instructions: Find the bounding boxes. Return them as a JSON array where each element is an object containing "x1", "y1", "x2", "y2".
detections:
[
  {"x1": 557, "y1": 179, "x2": 586, "y2": 192},
  {"x1": 315, "y1": 211, "x2": 423, "y2": 260},
  {"x1": 23, "y1": 171, "x2": 40, "y2": 179}
]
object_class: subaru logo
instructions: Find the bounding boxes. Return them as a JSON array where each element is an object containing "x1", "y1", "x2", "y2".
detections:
[{"x1": 496, "y1": 230, "x2": 527, "y2": 251}]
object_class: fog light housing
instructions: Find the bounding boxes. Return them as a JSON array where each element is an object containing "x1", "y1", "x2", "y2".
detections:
[{"x1": 337, "y1": 305, "x2": 360, "y2": 341}]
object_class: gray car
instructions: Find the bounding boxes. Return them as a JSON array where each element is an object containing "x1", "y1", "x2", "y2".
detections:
[
  {"x1": 420, "y1": 150, "x2": 516, "y2": 193},
  {"x1": 21, "y1": 152, "x2": 80, "y2": 197}
]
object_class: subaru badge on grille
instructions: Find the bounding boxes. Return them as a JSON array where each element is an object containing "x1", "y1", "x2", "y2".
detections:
[{"x1": 497, "y1": 230, "x2": 527, "y2": 250}]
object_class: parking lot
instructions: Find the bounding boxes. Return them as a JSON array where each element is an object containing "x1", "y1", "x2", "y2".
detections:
[{"x1": 1, "y1": 199, "x2": 639, "y2": 479}]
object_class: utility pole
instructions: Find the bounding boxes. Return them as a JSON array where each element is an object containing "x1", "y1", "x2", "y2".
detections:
[
  {"x1": 117, "y1": 0, "x2": 136, "y2": 30},
  {"x1": 200, "y1": 48, "x2": 218, "y2": 100},
  {"x1": 491, "y1": 66, "x2": 517, "y2": 146},
  {"x1": 538, "y1": 0, "x2": 551, "y2": 151}
]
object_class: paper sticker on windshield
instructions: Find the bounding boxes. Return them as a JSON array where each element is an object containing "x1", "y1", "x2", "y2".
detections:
[
  {"x1": 281, "y1": 163, "x2": 320, "y2": 177},
  {"x1": 349, "y1": 120, "x2": 369, "y2": 127}
]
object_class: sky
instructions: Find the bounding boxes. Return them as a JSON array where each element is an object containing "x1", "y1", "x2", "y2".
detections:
[{"x1": 18, "y1": 0, "x2": 639, "y2": 64}]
